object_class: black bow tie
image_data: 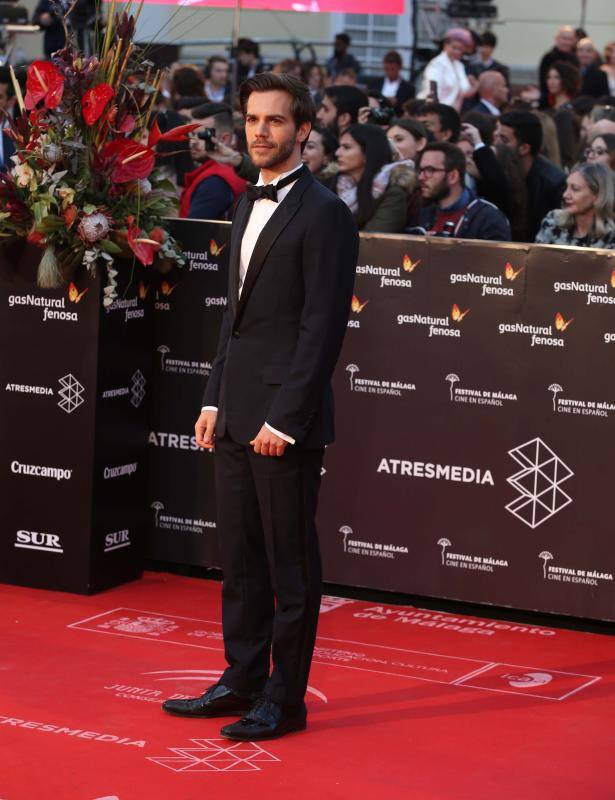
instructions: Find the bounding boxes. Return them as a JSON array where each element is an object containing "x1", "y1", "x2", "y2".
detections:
[{"x1": 246, "y1": 165, "x2": 305, "y2": 204}]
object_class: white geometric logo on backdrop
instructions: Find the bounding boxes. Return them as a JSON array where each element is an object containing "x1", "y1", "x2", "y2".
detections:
[
  {"x1": 506, "y1": 437, "x2": 573, "y2": 529},
  {"x1": 130, "y1": 369, "x2": 146, "y2": 408},
  {"x1": 57, "y1": 373, "x2": 85, "y2": 414}
]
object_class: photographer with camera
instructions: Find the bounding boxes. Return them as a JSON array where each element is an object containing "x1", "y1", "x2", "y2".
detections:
[{"x1": 180, "y1": 102, "x2": 247, "y2": 220}]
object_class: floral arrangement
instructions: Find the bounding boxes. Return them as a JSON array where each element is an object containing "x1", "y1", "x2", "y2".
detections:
[{"x1": 0, "y1": 2, "x2": 198, "y2": 305}]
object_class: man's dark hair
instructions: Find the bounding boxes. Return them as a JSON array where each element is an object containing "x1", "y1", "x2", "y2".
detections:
[
  {"x1": 383, "y1": 50, "x2": 402, "y2": 66},
  {"x1": 207, "y1": 55, "x2": 228, "y2": 72},
  {"x1": 480, "y1": 31, "x2": 497, "y2": 49},
  {"x1": 422, "y1": 102, "x2": 461, "y2": 142},
  {"x1": 335, "y1": 33, "x2": 351, "y2": 46},
  {"x1": 390, "y1": 117, "x2": 429, "y2": 143},
  {"x1": 312, "y1": 124, "x2": 338, "y2": 157},
  {"x1": 192, "y1": 101, "x2": 234, "y2": 132},
  {"x1": 239, "y1": 72, "x2": 315, "y2": 140},
  {"x1": 324, "y1": 85, "x2": 369, "y2": 124},
  {"x1": 402, "y1": 97, "x2": 428, "y2": 118},
  {"x1": 462, "y1": 110, "x2": 496, "y2": 146},
  {"x1": 499, "y1": 110, "x2": 543, "y2": 155},
  {"x1": 171, "y1": 66, "x2": 205, "y2": 98},
  {"x1": 571, "y1": 95, "x2": 596, "y2": 118},
  {"x1": 237, "y1": 37, "x2": 260, "y2": 58},
  {"x1": 419, "y1": 142, "x2": 466, "y2": 181}
]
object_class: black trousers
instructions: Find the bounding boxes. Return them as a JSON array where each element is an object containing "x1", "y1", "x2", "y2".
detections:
[{"x1": 214, "y1": 434, "x2": 324, "y2": 710}]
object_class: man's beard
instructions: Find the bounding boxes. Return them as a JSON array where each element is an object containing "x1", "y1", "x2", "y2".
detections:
[
  {"x1": 424, "y1": 175, "x2": 451, "y2": 204},
  {"x1": 249, "y1": 136, "x2": 296, "y2": 169}
]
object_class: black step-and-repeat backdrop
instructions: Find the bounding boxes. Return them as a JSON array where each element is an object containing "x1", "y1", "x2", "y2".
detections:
[
  {"x1": 0, "y1": 243, "x2": 151, "y2": 593},
  {"x1": 152, "y1": 223, "x2": 615, "y2": 621},
  {"x1": 148, "y1": 219, "x2": 229, "y2": 567}
]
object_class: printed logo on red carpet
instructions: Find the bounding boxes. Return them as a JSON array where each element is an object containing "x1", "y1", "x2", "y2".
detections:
[
  {"x1": 68, "y1": 607, "x2": 601, "y2": 702},
  {"x1": 147, "y1": 738, "x2": 280, "y2": 772},
  {"x1": 455, "y1": 663, "x2": 601, "y2": 700},
  {"x1": 104, "y1": 668, "x2": 328, "y2": 705}
]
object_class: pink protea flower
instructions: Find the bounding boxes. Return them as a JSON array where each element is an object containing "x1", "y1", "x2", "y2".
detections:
[{"x1": 78, "y1": 211, "x2": 110, "y2": 243}]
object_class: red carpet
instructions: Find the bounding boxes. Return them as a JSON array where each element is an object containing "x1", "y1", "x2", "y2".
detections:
[{"x1": 1, "y1": 572, "x2": 615, "y2": 799}]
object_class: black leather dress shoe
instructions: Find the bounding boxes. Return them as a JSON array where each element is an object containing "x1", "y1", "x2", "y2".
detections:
[
  {"x1": 162, "y1": 683, "x2": 253, "y2": 718},
  {"x1": 220, "y1": 698, "x2": 307, "y2": 741}
]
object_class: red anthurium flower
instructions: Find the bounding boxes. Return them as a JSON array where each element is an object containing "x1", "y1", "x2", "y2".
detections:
[
  {"x1": 127, "y1": 220, "x2": 161, "y2": 266},
  {"x1": 81, "y1": 83, "x2": 115, "y2": 125},
  {"x1": 102, "y1": 138, "x2": 156, "y2": 183},
  {"x1": 24, "y1": 61, "x2": 65, "y2": 110},
  {"x1": 148, "y1": 118, "x2": 200, "y2": 148}
]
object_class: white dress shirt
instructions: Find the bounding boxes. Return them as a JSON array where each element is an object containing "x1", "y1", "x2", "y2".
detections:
[
  {"x1": 477, "y1": 97, "x2": 500, "y2": 116},
  {"x1": 202, "y1": 163, "x2": 304, "y2": 445},
  {"x1": 381, "y1": 77, "x2": 401, "y2": 99}
]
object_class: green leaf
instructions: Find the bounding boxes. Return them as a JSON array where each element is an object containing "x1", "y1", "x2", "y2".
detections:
[{"x1": 100, "y1": 238, "x2": 122, "y2": 254}]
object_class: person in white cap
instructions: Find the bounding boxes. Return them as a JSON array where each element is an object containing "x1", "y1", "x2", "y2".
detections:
[{"x1": 418, "y1": 28, "x2": 475, "y2": 111}]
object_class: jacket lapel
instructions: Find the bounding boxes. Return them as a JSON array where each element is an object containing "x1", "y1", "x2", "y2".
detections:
[
  {"x1": 234, "y1": 168, "x2": 313, "y2": 328},
  {"x1": 228, "y1": 194, "x2": 252, "y2": 317}
]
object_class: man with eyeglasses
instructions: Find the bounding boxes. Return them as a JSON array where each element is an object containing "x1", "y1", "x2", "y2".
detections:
[{"x1": 416, "y1": 142, "x2": 511, "y2": 241}]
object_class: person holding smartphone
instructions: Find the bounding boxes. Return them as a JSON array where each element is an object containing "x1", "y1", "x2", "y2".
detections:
[
  {"x1": 180, "y1": 101, "x2": 247, "y2": 220},
  {"x1": 418, "y1": 28, "x2": 476, "y2": 111}
]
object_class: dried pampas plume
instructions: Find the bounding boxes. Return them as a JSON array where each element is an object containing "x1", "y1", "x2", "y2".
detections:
[{"x1": 37, "y1": 246, "x2": 63, "y2": 288}]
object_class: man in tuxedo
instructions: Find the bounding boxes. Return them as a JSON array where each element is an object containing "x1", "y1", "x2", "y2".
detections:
[
  {"x1": 162, "y1": 73, "x2": 359, "y2": 740},
  {"x1": 370, "y1": 50, "x2": 415, "y2": 113}
]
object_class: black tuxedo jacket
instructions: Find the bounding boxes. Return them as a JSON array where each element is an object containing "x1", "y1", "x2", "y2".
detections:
[
  {"x1": 202, "y1": 167, "x2": 359, "y2": 449},
  {"x1": 370, "y1": 77, "x2": 415, "y2": 110}
]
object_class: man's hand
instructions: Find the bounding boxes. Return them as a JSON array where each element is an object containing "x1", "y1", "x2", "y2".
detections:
[
  {"x1": 195, "y1": 409, "x2": 217, "y2": 449},
  {"x1": 461, "y1": 122, "x2": 483, "y2": 147},
  {"x1": 207, "y1": 139, "x2": 243, "y2": 168},
  {"x1": 357, "y1": 106, "x2": 371, "y2": 125},
  {"x1": 250, "y1": 425, "x2": 288, "y2": 457}
]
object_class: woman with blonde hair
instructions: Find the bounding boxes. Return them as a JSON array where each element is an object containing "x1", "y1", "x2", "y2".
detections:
[
  {"x1": 533, "y1": 111, "x2": 562, "y2": 167},
  {"x1": 601, "y1": 41, "x2": 615, "y2": 97},
  {"x1": 535, "y1": 162, "x2": 615, "y2": 248}
]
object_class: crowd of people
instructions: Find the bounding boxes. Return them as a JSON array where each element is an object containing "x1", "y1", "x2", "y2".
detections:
[{"x1": 4, "y1": 26, "x2": 614, "y2": 248}]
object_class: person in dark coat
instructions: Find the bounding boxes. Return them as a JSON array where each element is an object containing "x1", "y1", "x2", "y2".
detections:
[
  {"x1": 538, "y1": 26, "x2": 579, "y2": 107},
  {"x1": 162, "y1": 73, "x2": 359, "y2": 742},
  {"x1": 577, "y1": 38, "x2": 609, "y2": 97},
  {"x1": 495, "y1": 110, "x2": 567, "y2": 241},
  {"x1": 417, "y1": 142, "x2": 511, "y2": 241}
]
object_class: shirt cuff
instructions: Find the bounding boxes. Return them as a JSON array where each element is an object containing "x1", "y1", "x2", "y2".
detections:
[
  {"x1": 265, "y1": 422, "x2": 295, "y2": 445},
  {"x1": 473, "y1": 142, "x2": 486, "y2": 151},
  {"x1": 201, "y1": 406, "x2": 218, "y2": 412}
]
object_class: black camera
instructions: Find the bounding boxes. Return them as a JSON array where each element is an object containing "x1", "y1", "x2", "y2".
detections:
[
  {"x1": 366, "y1": 106, "x2": 395, "y2": 126},
  {"x1": 197, "y1": 127, "x2": 217, "y2": 151}
]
